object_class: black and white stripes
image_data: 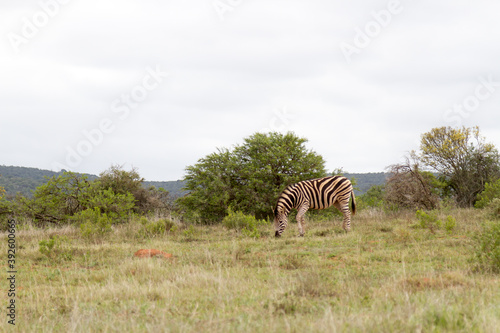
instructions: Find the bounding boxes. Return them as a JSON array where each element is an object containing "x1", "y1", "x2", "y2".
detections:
[{"x1": 274, "y1": 176, "x2": 356, "y2": 237}]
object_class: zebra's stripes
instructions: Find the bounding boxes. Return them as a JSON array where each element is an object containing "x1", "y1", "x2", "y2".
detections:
[{"x1": 273, "y1": 176, "x2": 356, "y2": 237}]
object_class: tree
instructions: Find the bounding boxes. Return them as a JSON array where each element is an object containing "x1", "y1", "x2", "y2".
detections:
[
  {"x1": 97, "y1": 165, "x2": 173, "y2": 215},
  {"x1": 18, "y1": 172, "x2": 135, "y2": 225},
  {"x1": 177, "y1": 132, "x2": 327, "y2": 223},
  {"x1": 420, "y1": 126, "x2": 500, "y2": 207}
]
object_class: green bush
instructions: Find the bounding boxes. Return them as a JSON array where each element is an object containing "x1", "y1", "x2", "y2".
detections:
[
  {"x1": 415, "y1": 210, "x2": 456, "y2": 233},
  {"x1": 222, "y1": 208, "x2": 266, "y2": 238},
  {"x1": 17, "y1": 171, "x2": 136, "y2": 225},
  {"x1": 475, "y1": 179, "x2": 500, "y2": 208},
  {"x1": 359, "y1": 185, "x2": 385, "y2": 208},
  {"x1": 472, "y1": 220, "x2": 500, "y2": 273},
  {"x1": 77, "y1": 207, "x2": 113, "y2": 239},
  {"x1": 416, "y1": 210, "x2": 441, "y2": 231},
  {"x1": 39, "y1": 235, "x2": 73, "y2": 261},
  {"x1": 485, "y1": 198, "x2": 500, "y2": 220},
  {"x1": 138, "y1": 217, "x2": 176, "y2": 238},
  {"x1": 444, "y1": 215, "x2": 457, "y2": 234},
  {"x1": 39, "y1": 236, "x2": 59, "y2": 258}
]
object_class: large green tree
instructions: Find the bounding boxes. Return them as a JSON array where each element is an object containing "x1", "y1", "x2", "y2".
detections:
[
  {"x1": 177, "y1": 132, "x2": 327, "y2": 223},
  {"x1": 419, "y1": 126, "x2": 500, "y2": 207}
]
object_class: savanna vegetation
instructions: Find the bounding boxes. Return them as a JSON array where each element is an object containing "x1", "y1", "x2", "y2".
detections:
[{"x1": 2, "y1": 127, "x2": 500, "y2": 332}]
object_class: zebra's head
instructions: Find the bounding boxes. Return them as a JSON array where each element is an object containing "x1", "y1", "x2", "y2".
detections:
[{"x1": 273, "y1": 206, "x2": 288, "y2": 237}]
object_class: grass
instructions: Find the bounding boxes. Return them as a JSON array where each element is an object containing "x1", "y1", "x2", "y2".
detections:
[{"x1": 3, "y1": 209, "x2": 500, "y2": 332}]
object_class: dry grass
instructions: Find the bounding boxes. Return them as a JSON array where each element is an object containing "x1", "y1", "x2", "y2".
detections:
[{"x1": 3, "y1": 208, "x2": 500, "y2": 332}]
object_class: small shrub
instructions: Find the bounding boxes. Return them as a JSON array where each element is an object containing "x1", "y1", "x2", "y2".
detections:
[
  {"x1": 444, "y1": 215, "x2": 457, "y2": 234},
  {"x1": 77, "y1": 207, "x2": 113, "y2": 239},
  {"x1": 138, "y1": 217, "x2": 176, "y2": 238},
  {"x1": 416, "y1": 210, "x2": 441, "y2": 232},
  {"x1": 472, "y1": 220, "x2": 500, "y2": 273},
  {"x1": 475, "y1": 179, "x2": 500, "y2": 208},
  {"x1": 39, "y1": 235, "x2": 73, "y2": 261},
  {"x1": 39, "y1": 236, "x2": 58, "y2": 258},
  {"x1": 222, "y1": 208, "x2": 266, "y2": 238},
  {"x1": 415, "y1": 210, "x2": 456, "y2": 233},
  {"x1": 182, "y1": 225, "x2": 196, "y2": 241},
  {"x1": 485, "y1": 198, "x2": 500, "y2": 220}
]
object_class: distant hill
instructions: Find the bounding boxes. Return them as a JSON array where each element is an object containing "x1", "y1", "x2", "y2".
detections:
[
  {"x1": 0, "y1": 165, "x2": 185, "y2": 198},
  {"x1": 143, "y1": 180, "x2": 188, "y2": 198},
  {"x1": 0, "y1": 165, "x2": 98, "y2": 197},
  {"x1": 0, "y1": 165, "x2": 387, "y2": 198},
  {"x1": 344, "y1": 172, "x2": 388, "y2": 195}
]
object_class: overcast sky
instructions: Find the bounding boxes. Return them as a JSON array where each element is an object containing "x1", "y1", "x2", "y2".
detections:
[{"x1": 1, "y1": 0, "x2": 500, "y2": 181}]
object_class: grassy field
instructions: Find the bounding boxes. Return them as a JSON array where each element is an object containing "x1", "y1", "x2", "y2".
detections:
[{"x1": 3, "y1": 208, "x2": 500, "y2": 332}]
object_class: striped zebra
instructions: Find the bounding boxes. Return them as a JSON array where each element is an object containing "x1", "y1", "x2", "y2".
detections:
[{"x1": 273, "y1": 176, "x2": 356, "y2": 237}]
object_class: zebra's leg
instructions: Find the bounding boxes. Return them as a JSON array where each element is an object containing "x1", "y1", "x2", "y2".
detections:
[
  {"x1": 296, "y1": 203, "x2": 309, "y2": 236},
  {"x1": 334, "y1": 200, "x2": 352, "y2": 232}
]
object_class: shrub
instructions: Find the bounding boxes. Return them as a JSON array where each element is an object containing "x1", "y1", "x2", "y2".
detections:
[
  {"x1": 416, "y1": 210, "x2": 441, "y2": 231},
  {"x1": 77, "y1": 208, "x2": 113, "y2": 239},
  {"x1": 359, "y1": 185, "x2": 385, "y2": 208},
  {"x1": 39, "y1": 235, "x2": 73, "y2": 261},
  {"x1": 385, "y1": 159, "x2": 440, "y2": 210},
  {"x1": 475, "y1": 179, "x2": 500, "y2": 208},
  {"x1": 138, "y1": 217, "x2": 176, "y2": 238},
  {"x1": 472, "y1": 220, "x2": 500, "y2": 273},
  {"x1": 222, "y1": 208, "x2": 266, "y2": 238},
  {"x1": 415, "y1": 210, "x2": 456, "y2": 233},
  {"x1": 444, "y1": 215, "x2": 457, "y2": 234},
  {"x1": 17, "y1": 171, "x2": 135, "y2": 226},
  {"x1": 39, "y1": 236, "x2": 59, "y2": 258},
  {"x1": 485, "y1": 198, "x2": 500, "y2": 220}
]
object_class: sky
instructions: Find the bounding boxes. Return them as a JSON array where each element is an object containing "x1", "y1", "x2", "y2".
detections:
[{"x1": 1, "y1": 0, "x2": 500, "y2": 181}]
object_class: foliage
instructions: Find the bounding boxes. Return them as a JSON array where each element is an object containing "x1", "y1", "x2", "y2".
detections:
[
  {"x1": 13, "y1": 167, "x2": 171, "y2": 226},
  {"x1": 359, "y1": 184, "x2": 385, "y2": 208},
  {"x1": 472, "y1": 220, "x2": 500, "y2": 273},
  {"x1": 475, "y1": 179, "x2": 500, "y2": 209},
  {"x1": 177, "y1": 132, "x2": 327, "y2": 223},
  {"x1": 420, "y1": 126, "x2": 500, "y2": 207},
  {"x1": 484, "y1": 198, "x2": 500, "y2": 220},
  {"x1": 80, "y1": 187, "x2": 135, "y2": 223},
  {"x1": 17, "y1": 171, "x2": 136, "y2": 225},
  {"x1": 78, "y1": 207, "x2": 113, "y2": 239},
  {"x1": 39, "y1": 236, "x2": 58, "y2": 258},
  {"x1": 0, "y1": 185, "x2": 12, "y2": 218},
  {"x1": 19, "y1": 172, "x2": 92, "y2": 224},
  {"x1": 415, "y1": 210, "x2": 456, "y2": 234},
  {"x1": 96, "y1": 165, "x2": 174, "y2": 214},
  {"x1": 39, "y1": 235, "x2": 73, "y2": 260},
  {"x1": 138, "y1": 216, "x2": 177, "y2": 238},
  {"x1": 222, "y1": 208, "x2": 266, "y2": 238}
]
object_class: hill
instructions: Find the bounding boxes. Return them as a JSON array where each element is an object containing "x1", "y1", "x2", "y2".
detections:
[
  {"x1": 344, "y1": 172, "x2": 388, "y2": 195},
  {"x1": 0, "y1": 166, "x2": 184, "y2": 198},
  {"x1": 0, "y1": 165, "x2": 387, "y2": 198}
]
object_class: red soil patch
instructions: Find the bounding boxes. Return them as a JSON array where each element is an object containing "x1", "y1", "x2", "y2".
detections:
[{"x1": 134, "y1": 249, "x2": 173, "y2": 259}]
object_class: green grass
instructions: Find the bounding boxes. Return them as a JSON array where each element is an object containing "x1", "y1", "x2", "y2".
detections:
[{"x1": 4, "y1": 209, "x2": 500, "y2": 332}]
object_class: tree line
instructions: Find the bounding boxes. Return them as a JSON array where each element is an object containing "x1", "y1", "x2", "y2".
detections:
[{"x1": 2, "y1": 126, "x2": 500, "y2": 230}]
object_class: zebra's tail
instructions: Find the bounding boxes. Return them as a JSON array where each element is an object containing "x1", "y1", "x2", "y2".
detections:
[{"x1": 350, "y1": 190, "x2": 356, "y2": 216}]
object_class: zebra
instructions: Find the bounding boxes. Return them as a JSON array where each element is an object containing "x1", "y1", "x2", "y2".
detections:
[{"x1": 273, "y1": 176, "x2": 356, "y2": 237}]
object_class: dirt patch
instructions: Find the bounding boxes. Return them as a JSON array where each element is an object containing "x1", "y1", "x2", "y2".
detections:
[{"x1": 134, "y1": 249, "x2": 173, "y2": 259}]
